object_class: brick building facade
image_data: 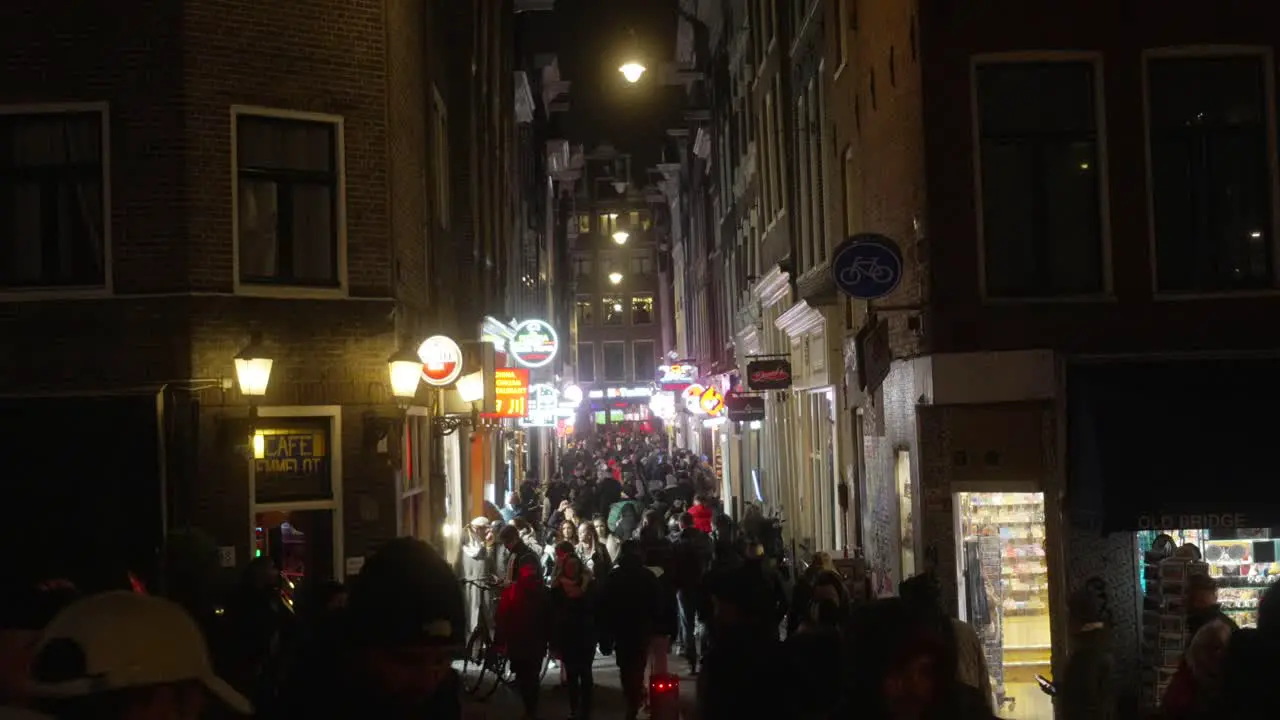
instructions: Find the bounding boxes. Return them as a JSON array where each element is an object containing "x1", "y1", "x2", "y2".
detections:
[{"x1": 0, "y1": 0, "x2": 521, "y2": 588}]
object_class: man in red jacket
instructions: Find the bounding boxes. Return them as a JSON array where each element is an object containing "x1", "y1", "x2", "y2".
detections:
[{"x1": 688, "y1": 495, "x2": 714, "y2": 534}]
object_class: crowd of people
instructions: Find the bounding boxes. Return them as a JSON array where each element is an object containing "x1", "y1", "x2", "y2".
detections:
[{"x1": 10, "y1": 425, "x2": 1280, "y2": 719}]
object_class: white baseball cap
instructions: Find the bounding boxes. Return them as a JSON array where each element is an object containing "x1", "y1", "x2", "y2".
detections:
[{"x1": 27, "y1": 591, "x2": 251, "y2": 714}]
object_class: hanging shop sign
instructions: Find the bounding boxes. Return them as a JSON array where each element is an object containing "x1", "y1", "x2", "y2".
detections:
[
  {"x1": 656, "y1": 362, "x2": 699, "y2": 391},
  {"x1": 726, "y1": 394, "x2": 766, "y2": 423},
  {"x1": 745, "y1": 358, "x2": 793, "y2": 390},
  {"x1": 561, "y1": 384, "x2": 584, "y2": 407},
  {"x1": 698, "y1": 386, "x2": 726, "y2": 416},
  {"x1": 855, "y1": 318, "x2": 892, "y2": 392},
  {"x1": 508, "y1": 319, "x2": 559, "y2": 368},
  {"x1": 649, "y1": 391, "x2": 677, "y2": 420},
  {"x1": 487, "y1": 368, "x2": 530, "y2": 419},
  {"x1": 417, "y1": 335, "x2": 464, "y2": 387},
  {"x1": 519, "y1": 383, "x2": 559, "y2": 428},
  {"x1": 831, "y1": 232, "x2": 904, "y2": 300}
]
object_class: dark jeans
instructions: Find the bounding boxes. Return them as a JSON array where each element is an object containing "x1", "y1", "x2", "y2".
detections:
[
  {"x1": 616, "y1": 646, "x2": 647, "y2": 720},
  {"x1": 563, "y1": 650, "x2": 595, "y2": 718},
  {"x1": 510, "y1": 655, "x2": 542, "y2": 716},
  {"x1": 677, "y1": 588, "x2": 700, "y2": 665}
]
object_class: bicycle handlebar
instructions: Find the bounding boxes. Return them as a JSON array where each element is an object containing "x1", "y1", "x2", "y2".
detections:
[{"x1": 460, "y1": 577, "x2": 503, "y2": 592}]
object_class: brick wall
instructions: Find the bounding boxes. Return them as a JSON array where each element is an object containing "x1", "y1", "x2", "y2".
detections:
[{"x1": 861, "y1": 358, "x2": 920, "y2": 595}]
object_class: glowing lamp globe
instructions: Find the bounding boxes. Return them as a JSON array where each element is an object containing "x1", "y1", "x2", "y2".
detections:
[
  {"x1": 612, "y1": 231, "x2": 629, "y2": 244},
  {"x1": 608, "y1": 272, "x2": 624, "y2": 285},
  {"x1": 233, "y1": 338, "x2": 273, "y2": 398},
  {"x1": 619, "y1": 63, "x2": 646, "y2": 83},
  {"x1": 387, "y1": 346, "x2": 423, "y2": 402}
]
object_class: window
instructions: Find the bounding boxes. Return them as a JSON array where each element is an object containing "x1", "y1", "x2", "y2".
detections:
[
  {"x1": 602, "y1": 295, "x2": 625, "y2": 325},
  {"x1": 975, "y1": 60, "x2": 1105, "y2": 297},
  {"x1": 631, "y1": 294, "x2": 655, "y2": 324},
  {"x1": 236, "y1": 112, "x2": 341, "y2": 287},
  {"x1": 0, "y1": 108, "x2": 106, "y2": 289},
  {"x1": 399, "y1": 415, "x2": 429, "y2": 540},
  {"x1": 1147, "y1": 54, "x2": 1273, "y2": 293},
  {"x1": 572, "y1": 255, "x2": 593, "y2": 278},
  {"x1": 816, "y1": 71, "x2": 829, "y2": 263},
  {"x1": 774, "y1": 74, "x2": 786, "y2": 217},
  {"x1": 602, "y1": 342, "x2": 626, "y2": 381},
  {"x1": 763, "y1": 92, "x2": 775, "y2": 219},
  {"x1": 598, "y1": 213, "x2": 619, "y2": 236},
  {"x1": 430, "y1": 88, "x2": 449, "y2": 229},
  {"x1": 633, "y1": 340, "x2": 656, "y2": 382},
  {"x1": 797, "y1": 93, "x2": 812, "y2": 269},
  {"x1": 639, "y1": 210, "x2": 653, "y2": 231},
  {"x1": 578, "y1": 342, "x2": 595, "y2": 381},
  {"x1": 576, "y1": 295, "x2": 595, "y2": 326},
  {"x1": 577, "y1": 213, "x2": 591, "y2": 234},
  {"x1": 630, "y1": 254, "x2": 654, "y2": 276}
]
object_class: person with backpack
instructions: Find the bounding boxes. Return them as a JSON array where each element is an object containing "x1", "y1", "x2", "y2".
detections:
[{"x1": 672, "y1": 511, "x2": 713, "y2": 675}]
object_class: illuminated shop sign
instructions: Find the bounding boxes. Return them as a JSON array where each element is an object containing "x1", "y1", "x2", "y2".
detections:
[
  {"x1": 519, "y1": 383, "x2": 560, "y2": 428},
  {"x1": 480, "y1": 316, "x2": 559, "y2": 369},
  {"x1": 417, "y1": 335, "x2": 463, "y2": 387},
  {"x1": 487, "y1": 368, "x2": 530, "y2": 419},
  {"x1": 656, "y1": 362, "x2": 698, "y2": 391},
  {"x1": 587, "y1": 386, "x2": 654, "y2": 400},
  {"x1": 681, "y1": 384, "x2": 725, "y2": 416}
]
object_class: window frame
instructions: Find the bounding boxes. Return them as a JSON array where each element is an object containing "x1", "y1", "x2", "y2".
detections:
[
  {"x1": 601, "y1": 294, "x2": 626, "y2": 326},
  {"x1": 969, "y1": 52, "x2": 1114, "y2": 302},
  {"x1": 577, "y1": 342, "x2": 595, "y2": 382},
  {"x1": 601, "y1": 340, "x2": 627, "y2": 382},
  {"x1": 630, "y1": 293, "x2": 655, "y2": 325},
  {"x1": 629, "y1": 254, "x2": 654, "y2": 276},
  {"x1": 1141, "y1": 45, "x2": 1280, "y2": 299},
  {"x1": 430, "y1": 87, "x2": 449, "y2": 230},
  {"x1": 231, "y1": 105, "x2": 348, "y2": 299},
  {"x1": 632, "y1": 340, "x2": 656, "y2": 382},
  {"x1": 575, "y1": 294, "x2": 595, "y2": 326},
  {"x1": 0, "y1": 102, "x2": 112, "y2": 301}
]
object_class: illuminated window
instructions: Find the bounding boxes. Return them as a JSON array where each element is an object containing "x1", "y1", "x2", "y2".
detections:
[
  {"x1": 629, "y1": 211, "x2": 640, "y2": 230},
  {"x1": 602, "y1": 342, "x2": 626, "y2": 381},
  {"x1": 598, "y1": 213, "x2": 619, "y2": 236},
  {"x1": 577, "y1": 213, "x2": 591, "y2": 233},
  {"x1": 602, "y1": 295, "x2": 625, "y2": 325},
  {"x1": 572, "y1": 256, "x2": 593, "y2": 278},
  {"x1": 576, "y1": 296, "x2": 594, "y2": 326},
  {"x1": 631, "y1": 294, "x2": 654, "y2": 325}
]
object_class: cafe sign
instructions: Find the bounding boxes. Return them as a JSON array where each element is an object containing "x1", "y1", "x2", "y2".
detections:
[
  {"x1": 746, "y1": 358, "x2": 793, "y2": 390},
  {"x1": 508, "y1": 319, "x2": 559, "y2": 369},
  {"x1": 417, "y1": 335, "x2": 463, "y2": 387}
]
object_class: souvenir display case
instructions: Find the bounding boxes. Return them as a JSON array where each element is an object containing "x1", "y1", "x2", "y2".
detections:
[{"x1": 955, "y1": 492, "x2": 1053, "y2": 720}]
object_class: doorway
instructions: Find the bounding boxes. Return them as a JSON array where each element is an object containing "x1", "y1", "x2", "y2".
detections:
[{"x1": 954, "y1": 491, "x2": 1052, "y2": 719}]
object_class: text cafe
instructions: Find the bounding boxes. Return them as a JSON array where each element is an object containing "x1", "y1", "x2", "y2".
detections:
[
  {"x1": 586, "y1": 385, "x2": 654, "y2": 425},
  {"x1": 251, "y1": 422, "x2": 334, "y2": 584},
  {"x1": 1068, "y1": 358, "x2": 1280, "y2": 710}
]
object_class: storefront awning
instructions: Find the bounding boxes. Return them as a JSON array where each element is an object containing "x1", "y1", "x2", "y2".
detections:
[{"x1": 1069, "y1": 359, "x2": 1280, "y2": 532}]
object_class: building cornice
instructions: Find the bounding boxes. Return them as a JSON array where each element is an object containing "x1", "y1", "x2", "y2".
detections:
[
  {"x1": 775, "y1": 299, "x2": 825, "y2": 338},
  {"x1": 753, "y1": 262, "x2": 790, "y2": 307}
]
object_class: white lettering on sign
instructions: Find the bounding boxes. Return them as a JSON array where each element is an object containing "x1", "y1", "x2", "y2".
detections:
[{"x1": 1136, "y1": 513, "x2": 1248, "y2": 531}]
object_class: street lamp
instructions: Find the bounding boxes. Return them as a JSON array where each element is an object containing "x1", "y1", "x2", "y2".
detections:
[
  {"x1": 234, "y1": 334, "x2": 273, "y2": 400},
  {"x1": 612, "y1": 230, "x2": 629, "y2": 244},
  {"x1": 608, "y1": 271, "x2": 624, "y2": 285},
  {"x1": 387, "y1": 345, "x2": 423, "y2": 408},
  {"x1": 619, "y1": 62, "x2": 646, "y2": 83}
]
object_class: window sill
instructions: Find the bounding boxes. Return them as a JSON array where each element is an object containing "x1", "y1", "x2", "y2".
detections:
[
  {"x1": 0, "y1": 285, "x2": 111, "y2": 302},
  {"x1": 981, "y1": 293, "x2": 1116, "y2": 305},
  {"x1": 235, "y1": 282, "x2": 349, "y2": 300},
  {"x1": 1152, "y1": 289, "x2": 1280, "y2": 301}
]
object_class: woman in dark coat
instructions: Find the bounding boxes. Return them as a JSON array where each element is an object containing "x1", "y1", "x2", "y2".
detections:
[{"x1": 549, "y1": 541, "x2": 597, "y2": 719}]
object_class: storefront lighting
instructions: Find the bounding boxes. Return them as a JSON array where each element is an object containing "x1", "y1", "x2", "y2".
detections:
[
  {"x1": 252, "y1": 432, "x2": 266, "y2": 459},
  {"x1": 441, "y1": 522, "x2": 458, "y2": 538},
  {"x1": 387, "y1": 346, "x2": 423, "y2": 407},
  {"x1": 233, "y1": 334, "x2": 273, "y2": 398},
  {"x1": 619, "y1": 62, "x2": 646, "y2": 83},
  {"x1": 563, "y1": 384, "x2": 584, "y2": 406},
  {"x1": 749, "y1": 420, "x2": 763, "y2": 430},
  {"x1": 612, "y1": 230, "x2": 629, "y2": 245},
  {"x1": 608, "y1": 272, "x2": 624, "y2": 285},
  {"x1": 456, "y1": 371, "x2": 485, "y2": 404}
]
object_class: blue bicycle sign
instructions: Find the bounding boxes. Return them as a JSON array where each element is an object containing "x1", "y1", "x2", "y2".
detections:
[{"x1": 831, "y1": 233, "x2": 903, "y2": 300}]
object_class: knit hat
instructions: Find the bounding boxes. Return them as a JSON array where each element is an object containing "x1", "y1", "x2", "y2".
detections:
[{"x1": 346, "y1": 538, "x2": 465, "y2": 648}]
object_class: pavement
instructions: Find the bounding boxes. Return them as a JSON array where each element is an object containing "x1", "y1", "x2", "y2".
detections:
[{"x1": 461, "y1": 652, "x2": 697, "y2": 719}]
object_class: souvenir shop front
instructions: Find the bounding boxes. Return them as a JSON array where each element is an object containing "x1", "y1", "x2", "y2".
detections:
[{"x1": 1068, "y1": 358, "x2": 1280, "y2": 710}]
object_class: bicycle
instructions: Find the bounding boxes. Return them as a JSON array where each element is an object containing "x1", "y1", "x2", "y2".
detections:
[{"x1": 460, "y1": 578, "x2": 508, "y2": 699}]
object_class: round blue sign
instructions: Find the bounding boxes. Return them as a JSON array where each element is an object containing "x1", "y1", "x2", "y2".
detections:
[{"x1": 831, "y1": 233, "x2": 903, "y2": 300}]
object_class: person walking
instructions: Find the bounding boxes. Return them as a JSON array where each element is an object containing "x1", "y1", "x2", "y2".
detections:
[
  {"x1": 497, "y1": 524, "x2": 549, "y2": 720},
  {"x1": 549, "y1": 542, "x2": 597, "y2": 720},
  {"x1": 600, "y1": 541, "x2": 662, "y2": 720}
]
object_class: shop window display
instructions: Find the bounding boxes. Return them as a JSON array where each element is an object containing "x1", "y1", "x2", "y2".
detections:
[{"x1": 954, "y1": 492, "x2": 1052, "y2": 720}]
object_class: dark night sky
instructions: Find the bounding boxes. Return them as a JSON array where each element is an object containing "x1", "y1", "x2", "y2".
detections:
[{"x1": 548, "y1": 0, "x2": 685, "y2": 179}]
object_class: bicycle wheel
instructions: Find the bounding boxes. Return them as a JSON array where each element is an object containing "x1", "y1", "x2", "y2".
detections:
[
  {"x1": 478, "y1": 653, "x2": 507, "y2": 700},
  {"x1": 461, "y1": 628, "x2": 490, "y2": 695}
]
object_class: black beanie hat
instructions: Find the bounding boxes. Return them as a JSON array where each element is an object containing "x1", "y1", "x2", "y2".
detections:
[{"x1": 346, "y1": 538, "x2": 465, "y2": 648}]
